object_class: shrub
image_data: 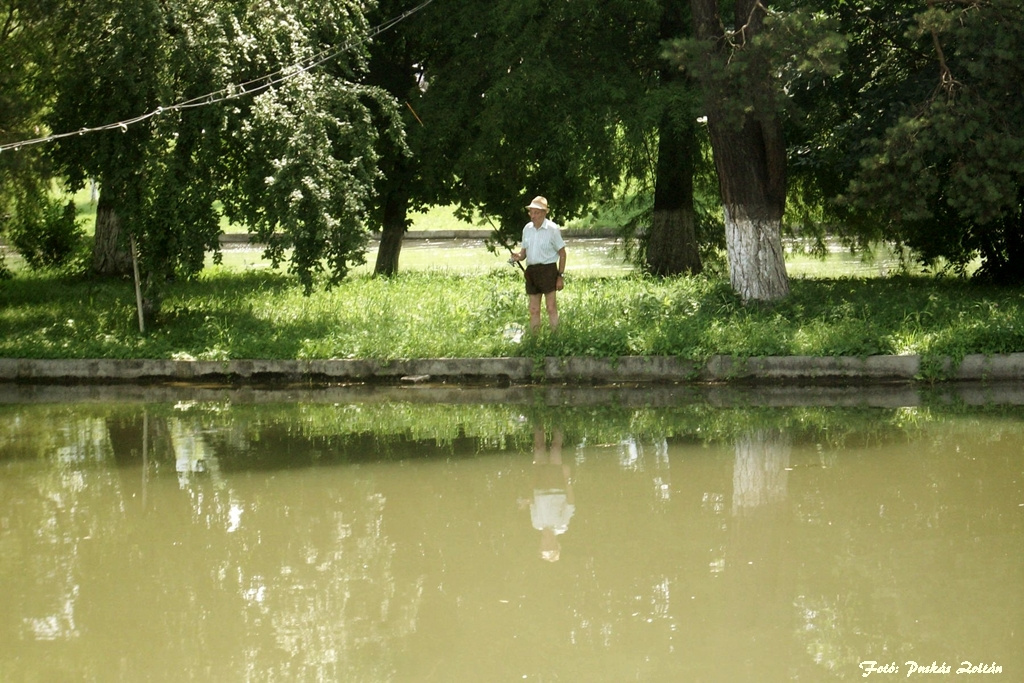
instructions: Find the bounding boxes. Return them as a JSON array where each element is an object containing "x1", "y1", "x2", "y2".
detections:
[{"x1": 7, "y1": 197, "x2": 87, "y2": 272}]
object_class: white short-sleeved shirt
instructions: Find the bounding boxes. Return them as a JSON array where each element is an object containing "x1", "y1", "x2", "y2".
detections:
[{"x1": 521, "y1": 218, "x2": 565, "y2": 266}]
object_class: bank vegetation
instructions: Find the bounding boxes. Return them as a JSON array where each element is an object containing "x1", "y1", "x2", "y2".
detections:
[{"x1": 3, "y1": 265, "x2": 1022, "y2": 371}]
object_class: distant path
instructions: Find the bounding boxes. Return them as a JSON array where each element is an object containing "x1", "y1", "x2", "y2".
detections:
[{"x1": 218, "y1": 228, "x2": 620, "y2": 245}]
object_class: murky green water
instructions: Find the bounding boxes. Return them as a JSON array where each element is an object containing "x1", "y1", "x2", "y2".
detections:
[{"x1": 1, "y1": 384, "x2": 1021, "y2": 682}]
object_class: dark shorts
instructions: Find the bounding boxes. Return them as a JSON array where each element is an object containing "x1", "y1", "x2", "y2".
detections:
[{"x1": 525, "y1": 263, "x2": 559, "y2": 295}]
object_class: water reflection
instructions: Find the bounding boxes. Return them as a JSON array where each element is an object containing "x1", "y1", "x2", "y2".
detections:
[
  {"x1": 0, "y1": 385, "x2": 1022, "y2": 681},
  {"x1": 732, "y1": 429, "x2": 790, "y2": 515},
  {"x1": 523, "y1": 424, "x2": 574, "y2": 562}
]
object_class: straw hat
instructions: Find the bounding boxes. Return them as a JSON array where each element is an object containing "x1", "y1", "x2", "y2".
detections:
[{"x1": 526, "y1": 196, "x2": 549, "y2": 212}]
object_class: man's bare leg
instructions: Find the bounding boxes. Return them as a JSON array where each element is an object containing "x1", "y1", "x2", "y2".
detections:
[
  {"x1": 528, "y1": 293, "x2": 543, "y2": 333},
  {"x1": 545, "y1": 291, "x2": 559, "y2": 332}
]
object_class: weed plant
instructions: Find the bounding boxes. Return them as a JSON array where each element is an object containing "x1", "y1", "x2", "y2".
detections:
[{"x1": 3, "y1": 264, "x2": 1024, "y2": 366}]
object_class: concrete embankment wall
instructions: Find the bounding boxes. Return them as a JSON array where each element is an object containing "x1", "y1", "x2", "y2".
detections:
[{"x1": 3, "y1": 353, "x2": 1024, "y2": 386}]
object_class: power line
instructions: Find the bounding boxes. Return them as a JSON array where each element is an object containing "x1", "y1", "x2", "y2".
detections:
[{"x1": 0, "y1": 0, "x2": 435, "y2": 154}]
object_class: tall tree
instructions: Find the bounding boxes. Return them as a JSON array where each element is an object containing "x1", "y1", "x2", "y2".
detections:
[
  {"x1": 44, "y1": 0, "x2": 396, "y2": 307},
  {"x1": 688, "y1": 0, "x2": 790, "y2": 302},
  {"x1": 642, "y1": 1, "x2": 705, "y2": 276},
  {"x1": 47, "y1": 0, "x2": 169, "y2": 278},
  {"x1": 836, "y1": 0, "x2": 1024, "y2": 284},
  {"x1": 673, "y1": 1, "x2": 844, "y2": 301},
  {"x1": 218, "y1": 0, "x2": 399, "y2": 293},
  {"x1": 645, "y1": 99, "x2": 704, "y2": 277},
  {"x1": 364, "y1": 0, "x2": 423, "y2": 277},
  {"x1": 0, "y1": 0, "x2": 71, "y2": 277}
]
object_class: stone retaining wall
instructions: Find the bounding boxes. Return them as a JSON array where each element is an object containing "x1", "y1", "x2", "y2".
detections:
[{"x1": 2, "y1": 353, "x2": 1024, "y2": 385}]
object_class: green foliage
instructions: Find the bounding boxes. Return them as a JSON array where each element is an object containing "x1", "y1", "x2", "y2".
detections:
[
  {"x1": 44, "y1": 0, "x2": 230, "y2": 299},
  {"x1": 222, "y1": 72, "x2": 383, "y2": 292},
  {"x1": 665, "y1": 7, "x2": 846, "y2": 131},
  {"x1": 413, "y1": 0, "x2": 660, "y2": 238},
  {"x1": 0, "y1": 1, "x2": 65, "y2": 279},
  {"x1": 6, "y1": 196, "x2": 87, "y2": 272},
  {"x1": 794, "y1": 0, "x2": 1024, "y2": 283},
  {"x1": 38, "y1": 0, "x2": 396, "y2": 302},
  {"x1": 220, "y1": 0, "x2": 397, "y2": 293},
  {"x1": 47, "y1": 0, "x2": 166, "y2": 192},
  {"x1": 4, "y1": 268, "x2": 1024, "y2": 369}
]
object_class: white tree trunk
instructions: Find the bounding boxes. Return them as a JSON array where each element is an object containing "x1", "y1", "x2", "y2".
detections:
[
  {"x1": 692, "y1": 0, "x2": 790, "y2": 303},
  {"x1": 724, "y1": 206, "x2": 790, "y2": 303}
]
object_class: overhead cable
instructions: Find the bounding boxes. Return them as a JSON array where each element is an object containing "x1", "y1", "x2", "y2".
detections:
[{"x1": 0, "y1": 0, "x2": 435, "y2": 154}]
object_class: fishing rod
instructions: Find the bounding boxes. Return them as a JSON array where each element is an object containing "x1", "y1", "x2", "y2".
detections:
[{"x1": 484, "y1": 214, "x2": 524, "y2": 272}]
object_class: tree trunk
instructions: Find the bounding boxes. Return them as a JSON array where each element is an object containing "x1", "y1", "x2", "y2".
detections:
[
  {"x1": 647, "y1": 111, "x2": 703, "y2": 276},
  {"x1": 722, "y1": 206, "x2": 789, "y2": 302},
  {"x1": 692, "y1": 0, "x2": 790, "y2": 303},
  {"x1": 92, "y1": 192, "x2": 133, "y2": 276},
  {"x1": 646, "y1": 0, "x2": 702, "y2": 277},
  {"x1": 373, "y1": 188, "x2": 409, "y2": 276},
  {"x1": 710, "y1": 112, "x2": 789, "y2": 302}
]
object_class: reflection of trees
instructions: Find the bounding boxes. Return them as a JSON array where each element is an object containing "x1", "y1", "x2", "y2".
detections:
[
  {"x1": 3, "y1": 399, "x2": 1024, "y2": 679},
  {"x1": 1, "y1": 407, "x2": 422, "y2": 681},
  {"x1": 710, "y1": 429, "x2": 795, "y2": 678},
  {"x1": 616, "y1": 436, "x2": 672, "y2": 505},
  {"x1": 230, "y1": 479, "x2": 415, "y2": 681},
  {"x1": 518, "y1": 428, "x2": 797, "y2": 678},
  {"x1": 1, "y1": 414, "x2": 125, "y2": 670},
  {"x1": 732, "y1": 429, "x2": 790, "y2": 515},
  {"x1": 153, "y1": 419, "x2": 418, "y2": 681}
]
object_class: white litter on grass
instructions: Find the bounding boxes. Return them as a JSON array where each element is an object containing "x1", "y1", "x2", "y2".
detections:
[{"x1": 502, "y1": 323, "x2": 524, "y2": 344}]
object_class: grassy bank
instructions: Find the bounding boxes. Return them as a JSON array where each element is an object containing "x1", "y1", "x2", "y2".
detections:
[{"x1": 3, "y1": 261, "x2": 1023, "y2": 372}]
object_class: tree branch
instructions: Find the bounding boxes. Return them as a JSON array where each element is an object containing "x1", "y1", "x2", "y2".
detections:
[{"x1": 927, "y1": 0, "x2": 961, "y2": 95}]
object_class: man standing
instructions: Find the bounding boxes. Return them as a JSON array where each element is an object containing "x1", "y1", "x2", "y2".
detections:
[{"x1": 511, "y1": 196, "x2": 566, "y2": 333}]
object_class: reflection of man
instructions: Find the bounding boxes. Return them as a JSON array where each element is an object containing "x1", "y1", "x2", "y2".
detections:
[
  {"x1": 526, "y1": 426, "x2": 574, "y2": 562},
  {"x1": 170, "y1": 419, "x2": 209, "y2": 489}
]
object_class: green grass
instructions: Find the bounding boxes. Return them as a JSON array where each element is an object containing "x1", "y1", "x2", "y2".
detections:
[
  {"x1": 3, "y1": 252, "x2": 1024, "y2": 369},
  {"x1": 407, "y1": 204, "x2": 477, "y2": 231},
  {"x1": 1, "y1": 198, "x2": 1008, "y2": 367}
]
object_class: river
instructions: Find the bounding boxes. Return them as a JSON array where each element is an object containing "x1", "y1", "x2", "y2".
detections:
[{"x1": 0, "y1": 383, "x2": 1020, "y2": 681}]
